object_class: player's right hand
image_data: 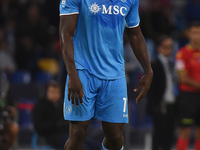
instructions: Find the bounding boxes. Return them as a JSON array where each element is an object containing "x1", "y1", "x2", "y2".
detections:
[{"x1": 68, "y1": 75, "x2": 84, "y2": 107}]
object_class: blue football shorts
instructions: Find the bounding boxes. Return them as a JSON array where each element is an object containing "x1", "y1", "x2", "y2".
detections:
[{"x1": 63, "y1": 69, "x2": 129, "y2": 123}]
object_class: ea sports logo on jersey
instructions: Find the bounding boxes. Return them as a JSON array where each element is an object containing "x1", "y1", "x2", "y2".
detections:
[{"x1": 89, "y1": 3, "x2": 127, "y2": 16}]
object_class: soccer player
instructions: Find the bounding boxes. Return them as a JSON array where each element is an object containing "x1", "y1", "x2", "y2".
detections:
[
  {"x1": 175, "y1": 22, "x2": 200, "y2": 150},
  {"x1": 59, "y1": 0, "x2": 153, "y2": 149}
]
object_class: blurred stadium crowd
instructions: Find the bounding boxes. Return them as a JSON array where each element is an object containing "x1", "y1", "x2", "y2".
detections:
[
  {"x1": 0, "y1": 0, "x2": 200, "y2": 149},
  {"x1": 0, "y1": 0, "x2": 63, "y2": 80}
]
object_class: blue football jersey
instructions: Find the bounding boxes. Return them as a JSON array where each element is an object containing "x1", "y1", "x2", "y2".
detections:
[{"x1": 60, "y1": 0, "x2": 140, "y2": 79}]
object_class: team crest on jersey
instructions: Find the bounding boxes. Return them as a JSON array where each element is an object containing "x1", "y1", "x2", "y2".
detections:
[
  {"x1": 89, "y1": 3, "x2": 101, "y2": 15},
  {"x1": 66, "y1": 105, "x2": 72, "y2": 114}
]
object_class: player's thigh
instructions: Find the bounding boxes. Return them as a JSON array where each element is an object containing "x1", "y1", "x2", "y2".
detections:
[
  {"x1": 179, "y1": 127, "x2": 191, "y2": 139},
  {"x1": 69, "y1": 121, "x2": 90, "y2": 139},
  {"x1": 102, "y1": 121, "x2": 124, "y2": 139}
]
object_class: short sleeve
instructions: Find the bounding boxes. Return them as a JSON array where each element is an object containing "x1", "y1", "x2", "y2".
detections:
[
  {"x1": 175, "y1": 50, "x2": 188, "y2": 74},
  {"x1": 59, "y1": 0, "x2": 80, "y2": 16},
  {"x1": 125, "y1": 0, "x2": 140, "y2": 28}
]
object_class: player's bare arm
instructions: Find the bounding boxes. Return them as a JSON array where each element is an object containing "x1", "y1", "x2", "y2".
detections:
[
  {"x1": 59, "y1": 15, "x2": 84, "y2": 107},
  {"x1": 126, "y1": 26, "x2": 153, "y2": 103},
  {"x1": 178, "y1": 73, "x2": 200, "y2": 89}
]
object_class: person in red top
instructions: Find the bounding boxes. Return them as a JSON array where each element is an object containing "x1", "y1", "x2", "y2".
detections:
[{"x1": 175, "y1": 21, "x2": 200, "y2": 150}]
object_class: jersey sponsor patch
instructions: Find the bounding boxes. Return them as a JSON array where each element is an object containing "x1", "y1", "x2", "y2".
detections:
[{"x1": 89, "y1": 2, "x2": 128, "y2": 16}]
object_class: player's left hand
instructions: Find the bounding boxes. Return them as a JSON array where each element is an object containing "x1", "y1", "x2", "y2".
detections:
[{"x1": 134, "y1": 71, "x2": 153, "y2": 103}]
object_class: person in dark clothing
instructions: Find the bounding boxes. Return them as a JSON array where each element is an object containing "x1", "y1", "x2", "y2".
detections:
[
  {"x1": 32, "y1": 80, "x2": 101, "y2": 150},
  {"x1": 16, "y1": 4, "x2": 51, "y2": 47},
  {"x1": 0, "y1": 71, "x2": 19, "y2": 150},
  {"x1": 15, "y1": 35, "x2": 38, "y2": 73},
  {"x1": 147, "y1": 36, "x2": 177, "y2": 150},
  {"x1": 32, "y1": 80, "x2": 69, "y2": 149},
  {"x1": 140, "y1": 0, "x2": 176, "y2": 40}
]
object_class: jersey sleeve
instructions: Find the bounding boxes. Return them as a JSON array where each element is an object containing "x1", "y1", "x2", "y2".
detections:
[
  {"x1": 125, "y1": 0, "x2": 140, "y2": 28},
  {"x1": 59, "y1": 0, "x2": 80, "y2": 16},
  {"x1": 175, "y1": 50, "x2": 188, "y2": 74}
]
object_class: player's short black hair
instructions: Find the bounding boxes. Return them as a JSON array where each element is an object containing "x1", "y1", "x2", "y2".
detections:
[
  {"x1": 155, "y1": 35, "x2": 172, "y2": 47},
  {"x1": 189, "y1": 21, "x2": 200, "y2": 29}
]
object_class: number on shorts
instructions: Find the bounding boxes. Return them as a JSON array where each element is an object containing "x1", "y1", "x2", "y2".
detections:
[{"x1": 123, "y1": 98, "x2": 127, "y2": 112}]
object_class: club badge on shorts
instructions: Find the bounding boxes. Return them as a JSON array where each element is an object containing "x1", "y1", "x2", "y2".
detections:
[{"x1": 66, "y1": 105, "x2": 72, "y2": 114}]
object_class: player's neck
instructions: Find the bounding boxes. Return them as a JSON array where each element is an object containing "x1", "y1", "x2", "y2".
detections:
[{"x1": 189, "y1": 42, "x2": 200, "y2": 50}]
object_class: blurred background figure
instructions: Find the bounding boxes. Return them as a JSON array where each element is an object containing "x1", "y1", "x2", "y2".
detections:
[
  {"x1": 16, "y1": 4, "x2": 51, "y2": 48},
  {"x1": 0, "y1": 71, "x2": 19, "y2": 150},
  {"x1": 15, "y1": 35, "x2": 37, "y2": 74},
  {"x1": 175, "y1": 22, "x2": 200, "y2": 150},
  {"x1": 32, "y1": 80, "x2": 69, "y2": 149},
  {"x1": 147, "y1": 35, "x2": 177, "y2": 150},
  {"x1": 140, "y1": 0, "x2": 176, "y2": 40},
  {"x1": 185, "y1": 0, "x2": 200, "y2": 26},
  {"x1": 0, "y1": 28, "x2": 16, "y2": 77}
]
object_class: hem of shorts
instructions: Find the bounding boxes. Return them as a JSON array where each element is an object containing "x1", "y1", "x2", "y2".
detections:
[
  {"x1": 64, "y1": 116, "x2": 93, "y2": 121},
  {"x1": 96, "y1": 117, "x2": 129, "y2": 123}
]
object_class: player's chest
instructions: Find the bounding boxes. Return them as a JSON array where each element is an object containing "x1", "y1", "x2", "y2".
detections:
[{"x1": 80, "y1": 0, "x2": 131, "y2": 18}]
